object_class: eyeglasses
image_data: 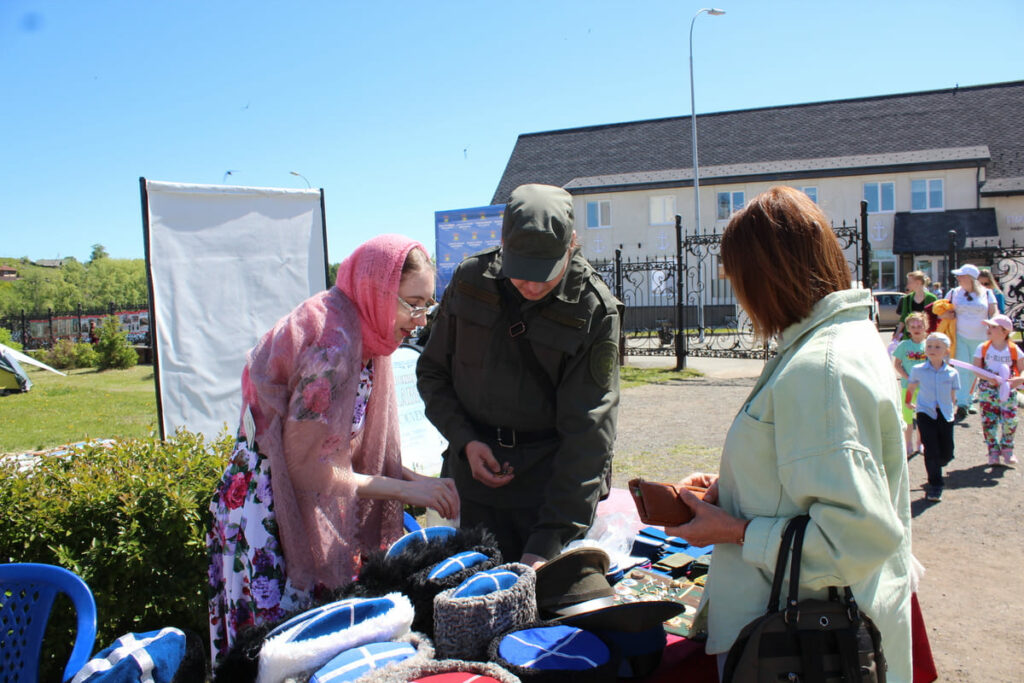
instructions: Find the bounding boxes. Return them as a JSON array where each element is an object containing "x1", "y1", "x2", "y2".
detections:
[{"x1": 397, "y1": 296, "x2": 437, "y2": 318}]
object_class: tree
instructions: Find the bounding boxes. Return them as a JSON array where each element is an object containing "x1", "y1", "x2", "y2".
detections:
[
  {"x1": 89, "y1": 244, "x2": 109, "y2": 263},
  {"x1": 95, "y1": 315, "x2": 138, "y2": 370}
]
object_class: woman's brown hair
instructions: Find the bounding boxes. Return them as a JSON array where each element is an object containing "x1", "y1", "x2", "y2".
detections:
[
  {"x1": 401, "y1": 245, "x2": 433, "y2": 278},
  {"x1": 721, "y1": 186, "x2": 851, "y2": 337}
]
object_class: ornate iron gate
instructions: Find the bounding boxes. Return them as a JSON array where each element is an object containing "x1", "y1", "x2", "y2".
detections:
[
  {"x1": 594, "y1": 207, "x2": 867, "y2": 365},
  {"x1": 953, "y1": 240, "x2": 1024, "y2": 329}
]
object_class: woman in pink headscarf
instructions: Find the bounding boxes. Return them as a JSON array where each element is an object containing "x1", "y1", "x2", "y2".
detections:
[{"x1": 206, "y1": 234, "x2": 459, "y2": 664}]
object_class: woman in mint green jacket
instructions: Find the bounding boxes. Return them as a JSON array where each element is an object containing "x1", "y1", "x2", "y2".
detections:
[{"x1": 667, "y1": 187, "x2": 913, "y2": 681}]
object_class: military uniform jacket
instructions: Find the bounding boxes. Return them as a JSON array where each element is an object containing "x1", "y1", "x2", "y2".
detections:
[{"x1": 417, "y1": 246, "x2": 622, "y2": 559}]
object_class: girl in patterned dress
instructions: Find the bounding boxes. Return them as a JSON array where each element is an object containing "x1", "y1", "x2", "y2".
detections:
[
  {"x1": 206, "y1": 235, "x2": 460, "y2": 665},
  {"x1": 973, "y1": 314, "x2": 1024, "y2": 465}
]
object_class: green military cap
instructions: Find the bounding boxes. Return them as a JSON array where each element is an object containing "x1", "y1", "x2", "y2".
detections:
[{"x1": 501, "y1": 184, "x2": 573, "y2": 282}]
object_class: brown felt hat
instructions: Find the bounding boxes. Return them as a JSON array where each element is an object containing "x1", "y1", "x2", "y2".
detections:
[
  {"x1": 534, "y1": 547, "x2": 613, "y2": 615},
  {"x1": 535, "y1": 547, "x2": 684, "y2": 633}
]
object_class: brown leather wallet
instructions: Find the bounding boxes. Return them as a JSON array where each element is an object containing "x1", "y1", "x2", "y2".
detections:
[{"x1": 628, "y1": 478, "x2": 706, "y2": 526}]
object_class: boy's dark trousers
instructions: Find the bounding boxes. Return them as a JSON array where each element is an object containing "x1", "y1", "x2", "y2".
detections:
[{"x1": 917, "y1": 411, "x2": 954, "y2": 489}]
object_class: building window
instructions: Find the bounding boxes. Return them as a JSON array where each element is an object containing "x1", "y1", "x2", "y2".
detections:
[
  {"x1": 801, "y1": 186, "x2": 818, "y2": 203},
  {"x1": 870, "y1": 249, "x2": 897, "y2": 289},
  {"x1": 716, "y1": 191, "x2": 745, "y2": 220},
  {"x1": 649, "y1": 195, "x2": 676, "y2": 226},
  {"x1": 863, "y1": 182, "x2": 894, "y2": 213},
  {"x1": 586, "y1": 200, "x2": 611, "y2": 229},
  {"x1": 911, "y1": 178, "x2": 943, "y2": 211}
]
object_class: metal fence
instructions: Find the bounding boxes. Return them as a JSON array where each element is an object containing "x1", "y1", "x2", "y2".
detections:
[
  {"x1": 594, "y1": 206, "x2": 868, "y2": 367},
  {"x1": 949, "y1": 235, "x2": 1024, "y2": 330},
  {"x1": 0, "y1": 303, "x2": 150, "y2": 349}
]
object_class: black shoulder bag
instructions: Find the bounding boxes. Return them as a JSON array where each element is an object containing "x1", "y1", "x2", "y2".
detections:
[{"x1": 722, "y1": 515, "x2": 887, "y2": 682}]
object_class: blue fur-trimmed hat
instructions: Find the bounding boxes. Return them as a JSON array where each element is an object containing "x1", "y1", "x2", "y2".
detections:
[
  {"x1": 385, "y1": 526, "x2": 458, "y2": 561},
  {"x1": 433, "y1": 563, "x2": 537, "y2": 661},
  {"x1": 488, "y1": 623, "x2": 619, "y2": 682},
  {"x1": 256, "y1": 594, "x2": 414, "y2": 683},
  {"x1": 309, "y1": 632, "x2": 433, "y2": 683},
  {"x1": 70, "y1": 628, "x2": 186, "y2": 683}
]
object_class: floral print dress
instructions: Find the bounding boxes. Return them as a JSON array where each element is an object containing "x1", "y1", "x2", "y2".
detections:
[{"x1": 206, "y1": 360, "x2": 374, "y2": 664}]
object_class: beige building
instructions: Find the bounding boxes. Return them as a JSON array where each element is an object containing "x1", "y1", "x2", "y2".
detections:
[{"x1": 492, "y1": 81, "x2": 1024, "y2": 292}]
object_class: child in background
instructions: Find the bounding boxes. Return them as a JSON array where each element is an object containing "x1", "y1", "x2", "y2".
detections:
[
  {"x1": 907, "y1": 332, "x2": 960, "y2": 502},
  {"x1": 973, "y1": 314, "x2": 1024, "y2": 465},
  {"x1": 893, "y1": 312, "x2": 929, "y2": 458}
]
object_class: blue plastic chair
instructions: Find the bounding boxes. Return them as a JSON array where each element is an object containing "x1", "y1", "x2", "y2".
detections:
[{"x1": 0, "y1": 563, "x2": 97, "y2": 682}]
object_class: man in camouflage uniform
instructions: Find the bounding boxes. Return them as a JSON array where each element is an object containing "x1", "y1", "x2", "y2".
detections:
[{"x1": 417, "y1": 183, "x2": 622, "y2": 567}]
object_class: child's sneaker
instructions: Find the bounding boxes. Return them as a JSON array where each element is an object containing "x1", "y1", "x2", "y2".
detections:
[
  {"x1": 924, "y1": 486, "x2": 942, "y2": 502},
  {"x1": 988, "y1": 452, "x2": 1001, "y2": 466},
  {"x1": 1003, "y1": 449, "x2": 1018, "y2": 465}
]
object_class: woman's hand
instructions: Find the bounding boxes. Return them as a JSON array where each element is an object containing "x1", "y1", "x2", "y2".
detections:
[
  {"x1": 664, "y1": 487, "x2": 746, "y2": 547},
  {"x1": 400, "y1": 477, "x2": 460, "y2": 520},
  {"x1": 678, "y1": 472, "x2": 719, "y2": 504},
  {"x1": 464, "y1": 440, "x2": 514, "y2": 488}
]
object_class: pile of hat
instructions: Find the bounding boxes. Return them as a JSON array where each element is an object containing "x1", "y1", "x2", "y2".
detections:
[{"x1": 212, "y1": 527, "x2": 689, "y2": 682}]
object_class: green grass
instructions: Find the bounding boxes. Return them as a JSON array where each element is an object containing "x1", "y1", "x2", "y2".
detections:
[
  {"x1": 0, "y1": 365, "x2": 157, "y2": 452},
  {"x1": 619, "y1": 365, "x2": 703, "y2": 389}
]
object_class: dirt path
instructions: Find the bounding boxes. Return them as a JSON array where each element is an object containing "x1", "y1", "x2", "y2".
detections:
[{"x1": 612, "y1": 371, "x2": 1024, "y2": 682}]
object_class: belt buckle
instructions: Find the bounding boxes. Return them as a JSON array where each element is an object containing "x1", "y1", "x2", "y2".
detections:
[
  {"x1": 509, "y1": 321, "x2": 526, "y2": 337},
  {"x1": 496, "y1": 426, "x2": 516, "y2": 448}
]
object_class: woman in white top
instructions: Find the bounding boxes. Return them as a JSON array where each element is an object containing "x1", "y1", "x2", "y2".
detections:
[{"x1": 943, "y1": 263, "x2": 997, "y2": 419}]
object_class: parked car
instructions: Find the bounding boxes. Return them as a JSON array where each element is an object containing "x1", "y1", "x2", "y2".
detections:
[{"x1": 872, "y1": 291, "x2": 904, "y2": 329}]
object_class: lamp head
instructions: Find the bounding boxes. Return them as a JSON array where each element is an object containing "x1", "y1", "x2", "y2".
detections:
[{"x1": 708, "y1": 8, "x2": 726, "y2": 15}]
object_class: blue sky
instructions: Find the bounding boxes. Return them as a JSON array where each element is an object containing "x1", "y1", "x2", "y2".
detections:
[{"x1": 2, "y1": 0, "x2": 1022, "y2": 264}]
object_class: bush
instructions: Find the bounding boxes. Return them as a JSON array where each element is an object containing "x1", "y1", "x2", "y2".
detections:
[
  {"x1": 0, "y1": 327, "x2": 21, "y2": 351},
  {"x1": 0, "y1": 430, "x2": 233, "y2": 679},
  {"x1": 95, "y1": 315, "x2": 138, "y2": 370},
  {"x1": 42, "y1": 339, "x2": 99, "y2": 369}
]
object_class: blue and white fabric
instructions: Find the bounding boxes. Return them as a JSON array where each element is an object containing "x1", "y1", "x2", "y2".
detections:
[
  {"x1": 497, "y1": 625, "x2": 610, "y2": 671},
  {"x1": 384, "y1": 526, "x2": 457, "y2": 560},
  {"x1": 71, "y1": 628, "x2": 185, "y2": 683},
  {"x1": 310, "y1": 641, "x2": 417, "y2": 683},
  {"x1": 256, "y1": 593, "x2": 414, "y2": 683},
  {"x1": 427, "y1": 551, "x2": 488, "y2": 580},
  {"x1": 452, "y1": 568, "x2": 519, "y2": 598}
]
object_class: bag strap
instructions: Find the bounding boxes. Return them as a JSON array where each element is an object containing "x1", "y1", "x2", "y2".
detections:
[
  {"x1": 498, "y1": 279, "x2": 557, "y2": 395},
  {"x1": 766, "y1": 514, "x2": 810, "y2": 613},
  {"x1": 783, "y1": 514, "x2": 811, "y2": 622}
]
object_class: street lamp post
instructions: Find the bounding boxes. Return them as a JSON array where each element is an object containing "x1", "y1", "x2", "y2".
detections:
[
  {"x1": 290, "y1": 171, "x2": 311, "y2": 188},
  {"x1": 689, "y1": 7, "x2": 724, "y2": 340}
]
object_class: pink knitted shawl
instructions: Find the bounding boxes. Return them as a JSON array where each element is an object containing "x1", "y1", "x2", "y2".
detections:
[
  {"x1": 336, "y1": 234, "x2": 427, "y2": 358},
  {"x1": 239, "y1": 235, "x2": 427, "y2": 590}
]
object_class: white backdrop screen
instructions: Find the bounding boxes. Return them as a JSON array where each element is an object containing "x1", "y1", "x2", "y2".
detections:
[{"x1": 143, "y1": 180, "x2": 328, "y2": 440}]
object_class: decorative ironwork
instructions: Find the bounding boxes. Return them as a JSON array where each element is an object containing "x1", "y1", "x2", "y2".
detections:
[{"x1": 591, "y1": 215, "x2": 863, "y2": 363}]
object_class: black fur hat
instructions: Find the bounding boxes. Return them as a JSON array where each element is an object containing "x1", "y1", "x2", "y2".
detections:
[{"x1": 342, "y1": 525, "x2": 502, "y2": 635}]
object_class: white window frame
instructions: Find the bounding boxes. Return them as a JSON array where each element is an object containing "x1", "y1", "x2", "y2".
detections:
[
  {"x1": 586, "y1": 200, "x2": 611, "y2": 229},
  {"x1": 649, "y1": 195, "x2": 676, "y2": 226},
  {"x1": 870, "y1": 251, "x2": 898, "y2": 290},
  {"x1": 911, "y1": 178, "x2": 944, "y2": 212},
  {"x1": 716, "y1": 191, "x2": 745, "y2": 220},
  {"x1": 863, "y1": 181, "x2": 895, "y2": 214}
]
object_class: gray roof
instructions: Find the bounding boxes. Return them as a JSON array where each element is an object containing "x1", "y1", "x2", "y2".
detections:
[{"x1": 493, "y1": 80, "x2": 1024, "y2": 202}]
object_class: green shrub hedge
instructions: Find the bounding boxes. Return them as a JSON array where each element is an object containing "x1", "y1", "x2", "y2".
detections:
[
  {"x1": 41, "y1": 338, "x2": 99, "y2": 369},
  {"x1": 0, "y1": 430, "x2": 233, "y2": 679}
]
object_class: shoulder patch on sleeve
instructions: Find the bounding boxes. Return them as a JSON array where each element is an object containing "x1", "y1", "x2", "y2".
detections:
[{"x1": 590, "y1": 340, "x2": 619, "y2": 389}]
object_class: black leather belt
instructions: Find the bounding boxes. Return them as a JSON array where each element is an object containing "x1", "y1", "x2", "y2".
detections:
[{"x1": 470, "y1": 419, "x2": 558, "y2": 448}]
